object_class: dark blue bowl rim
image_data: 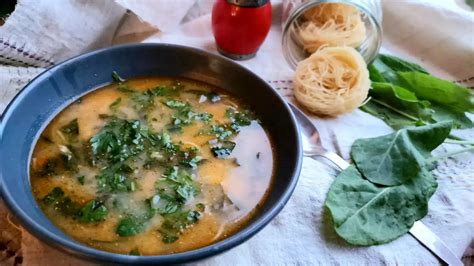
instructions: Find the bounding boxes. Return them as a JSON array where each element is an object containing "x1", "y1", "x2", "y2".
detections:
[{"x1": 0, "y1": 43, "x2": 302, "y2": 264}]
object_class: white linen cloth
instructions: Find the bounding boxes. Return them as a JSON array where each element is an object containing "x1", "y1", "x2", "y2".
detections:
[{"x1": 0, "y1": 0, "x2": 473, "y2": 265}]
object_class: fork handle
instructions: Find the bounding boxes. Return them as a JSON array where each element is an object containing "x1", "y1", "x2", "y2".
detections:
[{"x1": 315, "y1": 151, "x2": 351, "y2": 170}]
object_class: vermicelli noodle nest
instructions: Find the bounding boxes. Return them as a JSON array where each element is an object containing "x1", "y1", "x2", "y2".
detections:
[
  {"x1": 297, "y1": 3, "x2": 366, "y2": 53},
  {"x1": 293, "y1": 46, "x2": 370, "y2": 116}
]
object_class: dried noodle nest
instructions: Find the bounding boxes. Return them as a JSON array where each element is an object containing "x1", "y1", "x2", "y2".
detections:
[
  {"x1": 293, "y1": 46, "x2": 370, "y2": 116},
  {"x1": 297, "y1": 3, "x2": 367, "y2": 53}
]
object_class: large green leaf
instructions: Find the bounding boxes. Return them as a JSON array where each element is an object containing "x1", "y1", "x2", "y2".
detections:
[
  {"x1": 368, "y1": 64, "x2": 386, "y2": 83},
  {"x1": 466, "y1": 0, "x2": 474, "y2": 10},
  {"x1": 430, "y1": 104, "x2": 473, "y2": 129},
  {"x1": 0, "y1": 0, "x2": 16, "y2": 18},
  {"x1": 377, "y1": 54, "x2": 429, "y2": 74},
  {"x1": 325, "y1": 166, "x2": 437, "y2": 246},
  {"x1": 370, "y1": 82, "x2": 433, "y2": 121},
  {"x1": 362, "y1": 82, "x2": 472, "y2": 130},
  {"x1": 365, "y1": 54, "x2": 474, "y2": 131},
  {"x1": 398, "y1": 72, "x2": 474, "y2": 113},
  {"x1": 360, "y1": 101, "x2": 419, "y2": 129},
  {"x1": 369, "y1": 54, "x2": 429, "y2": 84},
  {"x1": 351, "y1": 121, "x2": 452, "y2": 186}
]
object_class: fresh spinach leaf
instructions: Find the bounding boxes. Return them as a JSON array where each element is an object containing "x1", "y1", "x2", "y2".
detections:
[
  {"x1": 325, "y1": 165, "x2": 437, "y2": 246},
  {"x1": 351, "y1": 121, "x2": 452, "y2": 186},
  {"x1": 397, "y1": 72, "x2": 474, "y2": 113},
  {"x1": 361, "y1": 100, "x2": 422, "y2": 129},
  {"x1": 369, "y1": 54, "x2": 428, "y2": 84},
  {"x1": 368, "y1": 64, "x2": 385, "y2": 83},
  {"x1": 368, "y1": 82, "x2": 433, "y2": 124},
  {"x1": 362, "y1": 82, "x2": 473, "y2": 130},
  {"x1": 0, "y1": 0, "x2": 16, "y2": 19},
  {"x1": 376, "y1": 54, "x2": 429, "y2": 74},
  {"x1": 364, "y1": 54, "x2": 474, "y2": 131},
  {"x1": 466, "y1": 0, "x2": 474, "y2": 10},
  {"x1": 430, "y1": 104, "x2": 473, "y2": 129}
]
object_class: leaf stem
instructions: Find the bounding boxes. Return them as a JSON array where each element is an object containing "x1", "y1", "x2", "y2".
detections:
[
  {"x1": 428, "y1": 146, "x2": 474, "y2": 163},
  {"x1": 444, "y1": 139, "x2": 474, "y2": 145},
  {"x1": 447, "y1": 134, "x2": 466, "y2": 141},
  {"x1": 370, "y1": 99, "x2": 420, "y2": 121}
]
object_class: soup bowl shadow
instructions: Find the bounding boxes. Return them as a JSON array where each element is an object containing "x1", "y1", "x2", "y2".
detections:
[{"x1": 0, "y1": 43, "x2": 302, "y2": 264}]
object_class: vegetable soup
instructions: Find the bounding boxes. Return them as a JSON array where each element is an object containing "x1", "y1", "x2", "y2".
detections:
[{"x1": 30, "y1": 75, "x2": 274, "y2": 255}]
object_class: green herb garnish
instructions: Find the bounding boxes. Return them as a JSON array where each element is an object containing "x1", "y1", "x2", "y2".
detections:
[
  {"x1": 42, "y1": 187, "x2": 65, "y2": 205},
  {"x1": 129, "y1": 249, "x2": 140, "y2": 256},
  {"x1": 90, "y1": 118, "x2": 145, "y2": 164},
  {"x1": 77, "y1": 175, "x2": 85, "y2": 185},
  {"x1": 111, "y1": 71, "x2": 124, "y2": 83},
  {"x1": 116, "y1": 215, "x2": 147, "y2": 237},
  {"x1": 211, "y1": 141, "x2": 236, "y2": 158},
  {"x1": 109, "y1": 97, "x2": 122, "y2": 110},
  {"x1": 158, "y1": 210, "x2": 201, "y2": 243},
  {"x1": 42, "y1": 187, "x2": 108, "y2": 222},
  {"x1": 42, "y1": 159, "x2": 57, "y2": 176},
  {"x1": 95, "y1": 163, "x2": 136, "y2": 193},
  {"x1": 156, "y1": 166, "x2": 200, "y2": 204},
  {"x1": 116, "y1": 201, "x2": 158, "y2": 237},
  {"x1": 78, "y1": 200, "x2": 109, "y2": 222},
  {"x1": 195, "y1": 203, "x2": 205, "y2": 212},
  {"x1": 163, "y1": 99, "x2": 213, "y2": 132},
  {"x1": 207, "y1": 92, "x2": 221, "y2": 103},
  {"x1": 61, "y1": 119, "x2": 79, "y2": 135}
]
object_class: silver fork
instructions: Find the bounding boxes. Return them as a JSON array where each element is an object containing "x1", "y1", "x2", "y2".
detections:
[{"x1": 289, "y1": 102, "x2": 463, "y2": 266}]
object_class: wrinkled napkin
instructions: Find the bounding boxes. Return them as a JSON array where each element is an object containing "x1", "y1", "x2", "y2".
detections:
[{"x1": 0, "y1": 0, "x2": 473, "y2": 265}]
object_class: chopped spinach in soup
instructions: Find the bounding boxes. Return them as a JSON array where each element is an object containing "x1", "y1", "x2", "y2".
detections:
[{"x1": 30, "y1": 76, "x2": 274, "y2": 255}]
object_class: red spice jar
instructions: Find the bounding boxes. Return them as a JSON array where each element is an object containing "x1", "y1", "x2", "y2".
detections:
[{"x1": 212, "y1": 0, "x2": 272, "y2": 60}]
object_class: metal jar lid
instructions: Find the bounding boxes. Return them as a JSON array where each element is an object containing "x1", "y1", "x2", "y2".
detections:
[{"x1": 226, "y1": 0, "x2": 270, "y2": 8}]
